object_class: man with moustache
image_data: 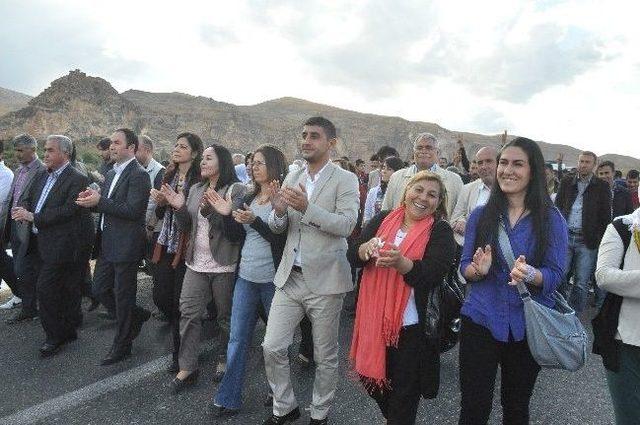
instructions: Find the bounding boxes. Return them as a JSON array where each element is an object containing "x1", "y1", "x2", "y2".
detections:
[
  {"x1": 261, "y1": 116, "x2": 359, "y2": 425},
  {"x1": 76, "y1": 128, "x2": 151, "y2": 365},
  {"x1": 555, "y1": 151, "x2": 611, "y2": 313},
  {"x1": 382, "y1": 132, "x2": 463, "y2": 217},
  {"x1": 12, "y1": 135, "x2": 94, "y2": 357},
  {"x1": 2, "y1": 134, "x2": 47, "y2": 323}
]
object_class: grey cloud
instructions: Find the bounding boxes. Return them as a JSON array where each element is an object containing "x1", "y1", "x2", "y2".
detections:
[{"x1": 0, "y1": 0, "x2": 146, "y2": 95}]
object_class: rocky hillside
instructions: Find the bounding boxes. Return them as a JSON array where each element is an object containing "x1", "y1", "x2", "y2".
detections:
[
  {"x1": 1, "y1": 70, "x2": 638, "y2": 170},
  {"x1": 0, "y1": 87, "x2": 32, "y2": 116}
]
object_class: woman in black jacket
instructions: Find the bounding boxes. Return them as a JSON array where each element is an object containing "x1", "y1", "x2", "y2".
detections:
[
  {"x1": 210, "y1": 144, "x2": 288, "y2": 418},
  {"x1": 348, "y1": 171, "x2": 456, "y2": 425}
]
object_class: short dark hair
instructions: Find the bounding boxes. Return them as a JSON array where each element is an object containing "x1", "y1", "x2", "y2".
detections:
[
  {"x1": 303, "y1": 116, "x2": 337, "y2": 140},
  {"x1": 614, "y1": 170, "x2": 622, "y2": 179},
  {"x1": 544, "y1": 163, "x2": 554, "y2": 171},
  {"x1": 96, "y1": 137, "x2": 111, "y2": 150},
  {"x1": 369, "y1": 154, "x2": 379, "y2": 162},
  {"x1": 384, "y1": 156, "x2": 405, "y2": 173},
  {"x1": 580, "y1": 151, "x2": 597, "y2": 162},
  {"x1": 377, "y1": 145, "x2": 399, "y2": 160},
  {"x1": 598, "y1": 160, "x2": 615, "y2": 172},
  {"x1": 115, "y1": 128, "x2": 139, "y2": 153},
  {"x1": 355, "y1": 159, "x2": 365, "y2": 166},
  {"x1": 627, "y1": 169, "x2": 639, "y2": 180}
]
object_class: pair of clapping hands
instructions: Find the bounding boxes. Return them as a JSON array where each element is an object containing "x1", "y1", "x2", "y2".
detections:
[
  {"x1": 471, "y1": 245, "x2": 537, "y2": 286},
  {"x1": 150, "y1": 184, "x2": 237, "y2": 216},
  {"x1": 359, "y1": 237, "x2": 408, "y2": 270}
]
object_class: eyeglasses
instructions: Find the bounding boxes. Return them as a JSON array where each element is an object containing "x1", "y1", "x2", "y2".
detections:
[{"x1": 252, "y1": 160, "x2": 266, "y2": 168}]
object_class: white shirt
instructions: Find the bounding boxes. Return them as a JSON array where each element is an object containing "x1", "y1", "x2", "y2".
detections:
[
  {"x1": 0, "y1": 161, "x2": 14, "y2": 205},
  {"x1": 273, "y1": 160, "x2": 332, "y2": 267},
  {"x1": 101, "y1": 157, "x2": 136, "y2": 230},
  {"x1": 476, "y1": 183, "x2": 491, "y2": 208},
  {"x1": 393, "y1": 228, "x2": 419, "y2": 326}
]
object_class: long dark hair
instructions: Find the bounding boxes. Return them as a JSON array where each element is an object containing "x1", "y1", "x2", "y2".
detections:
[
  {"x1": 208, "y1": 143, "x2": 239, "y2": 190},
  {"x1": 473, "y1": 137, "x2": 552, "y2": 266},
  {"x1": 163, "y1": 132, "x2": 204, "y2": 193},
  {"x1": 250, "y1": 144, "x2": 288, "y2": 198}
]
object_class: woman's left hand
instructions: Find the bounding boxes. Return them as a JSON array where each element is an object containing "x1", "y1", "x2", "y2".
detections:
[
  {"x1": 204, "y1": 188, "x2": 233, "y2": 216},
  {"x1": 508, "y1": 255, "x2": 538, "y2": 286},
  {"x1": 232, "y1": 203, "x2": 256, "y2": 224},
  {"x1": 375, "y1": 244, "x2": 412, "y2": 273}
]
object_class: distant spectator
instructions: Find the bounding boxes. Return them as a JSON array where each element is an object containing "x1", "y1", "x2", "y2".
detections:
[
  {"x1": 362, "y1": 156, "x2": 404, "y2": 225},
  {"x1": 92, "y1": 137, "x2": 114, "y2": 183},
  {"x1": 439, "y1": 157, "x2": 449, "y2": 168},
  {"x1": 626, "y1": 169, "x2": 639, "y2": 209},
  {"x1": 233, "y1": 153, "x2": 250, "y2": 184},
  {"x1": 368, "y1": 154, "x2": 381, "y2": 189},
  {"x1": 597, "y1": 160, "x2": 633, "y2": 219},
  {"x1": 545, "y1": 163, "x2": 559, "y2": 199}
]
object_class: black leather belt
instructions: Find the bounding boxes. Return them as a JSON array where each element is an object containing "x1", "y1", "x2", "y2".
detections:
[{"x1": 292, "y1": 265, "x2": 303, "y2": 274}]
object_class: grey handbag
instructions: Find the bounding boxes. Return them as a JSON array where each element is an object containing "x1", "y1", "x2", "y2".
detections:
[{"x1": 497, "y1": 222, "x2": 588, "y2": 371}]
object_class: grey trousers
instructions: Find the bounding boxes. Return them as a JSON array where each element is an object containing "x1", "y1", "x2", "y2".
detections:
[
  {"x1": 262, "y1": 269, "x2": 345, "y2": 420},
  {"x1": 178, "y1": 267, "x2": 234, "y2": 371}
]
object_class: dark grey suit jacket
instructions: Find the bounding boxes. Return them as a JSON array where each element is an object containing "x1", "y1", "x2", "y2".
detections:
[{"x1": 95, "y1": 159, "x2": 150, "y2": 263}]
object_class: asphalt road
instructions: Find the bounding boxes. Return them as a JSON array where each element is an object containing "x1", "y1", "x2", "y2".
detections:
[{"x1": 0, "y1": 277, "x2": 615, "y2": 425}]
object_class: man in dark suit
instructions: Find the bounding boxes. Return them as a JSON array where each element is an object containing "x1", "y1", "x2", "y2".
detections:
[
  {"x1": 597, "y1": 160, "x2": 634, "y2": 219},
  {"x1": 1, "y1": 134, "x2": 47, "y2": 323},
  {"x1": 76, "y1": 128, "x2": 151, "y2": 365},
  {"x1": 12, "y1": 135, "x2": 95, "y2": 357}
]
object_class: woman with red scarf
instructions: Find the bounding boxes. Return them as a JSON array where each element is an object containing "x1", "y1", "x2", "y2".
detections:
[{"x1": 348, "y1": 171, "x2": 456, "y2": 424}]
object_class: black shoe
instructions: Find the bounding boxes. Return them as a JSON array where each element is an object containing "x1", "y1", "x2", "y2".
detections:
[
  {"x1": 209, "y1": 403, "x2": 239, "y2": 418},
  {"x1": 130, "y1": 308, "x2": 151, "y2": 341},
  {"x1": 170, "y1": 370, "x2": 199, "y2": 394},
  {"x1": 262, "y1": 407, "x2": 301, "y2": 425},
  {"x1": 167, "y1": 358, "x2": 179, "y2": 374},
  {"x1": 39, "y1": 342, "x2": 62, "y2": 358},
  {"x1": 87, "y1": 298, "x2": 100, "y2": 312},
  {"x1": 296, "y1": 353, "x2": 313, "y2": 369},
  {"x1": 309, "y1": 418, "x2": 328, "y2": 425},
  {"x1": 6, "y1": 310, "x2": 38, "y2": 324},
  {"x1": 100, "y1": 345, "x2": 131, "y2": 366},
  {"x1": 98, "y1": 310, "x2": 116, "y2": 321}
]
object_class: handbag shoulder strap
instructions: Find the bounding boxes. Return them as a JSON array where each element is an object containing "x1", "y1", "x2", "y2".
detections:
[
  {"x1": 612, "y1": 218, "x2": 631, "y2": 269},
  {"x1": 497, "y1": 219, "x2": 530, "y2": 299}
]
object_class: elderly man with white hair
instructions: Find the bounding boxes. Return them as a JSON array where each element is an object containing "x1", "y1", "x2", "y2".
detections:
[{"x1": 382, "y1": 132, "x2": 463, "y2": 217}]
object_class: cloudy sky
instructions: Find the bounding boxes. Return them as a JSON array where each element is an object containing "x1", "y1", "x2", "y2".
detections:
[{"x1": 2, "y1": 0, "x2": 639, "y2": 158}]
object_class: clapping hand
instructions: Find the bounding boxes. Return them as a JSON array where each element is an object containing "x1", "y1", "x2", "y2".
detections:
[
  {"x1": 375, "y1": 243, "x2": 404, "y2": 270},
  {"x1": 281, "y1": 183, "x2": 308, "y2": 213},
  {"x1": 471, "y1": 244, "x2": 492, "y2": 276},
  {"x1": 76, "y1": 187, "x2": 100, "y2": 208},
  {"x1": 268, "y1": 180, "x2": 287, "y2": 216},
  {"x1": 508, "y1": 255, "x2": 536, "y2": 286},
  {"x1": 160, "y1": 184, "x2": 185, "y2": 210},
  {"x1": 205, "y1": 188, "x2": 233, "y2": 216},
  {"x1": 150, "y1": 188, "x2": 168, "y2": 207},
  {"x1": 358, "y1": 237, "x2": 385, "y2": 261},
  {"x1": 232, "y1": 203, "x2": 256, "y2": 224}
]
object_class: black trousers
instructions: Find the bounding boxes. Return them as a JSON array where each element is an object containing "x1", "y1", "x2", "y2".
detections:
[
  {"x1": 12, "y1": 229, "x2": 39, "y2": 315},
  {"x1": 37, "y1": 261, "x2": 83, "y2": 343},
  {"x1": 93, "y1": 258, "x2": 142, "y2": 349},
  {"x1": 458, "y1": 316, "x2": 540, "y2": 425},
  {"x1": 368, "y1": 325, "x2": 424, "y2": 425},
  {"x1": 151, "y1": 248, "x2": 181, "y2": 319}
]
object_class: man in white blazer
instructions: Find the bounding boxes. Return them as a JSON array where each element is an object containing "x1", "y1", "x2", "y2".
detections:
[
  {"x1": 450, "y1": 146, "x2": 498, "y2": 245},
  {"x1": 382, "y1": 132, "x2": 463, "y2": 217},
  {"x1": 262, "y1": 117, "x2": 359, "y2": 425}
]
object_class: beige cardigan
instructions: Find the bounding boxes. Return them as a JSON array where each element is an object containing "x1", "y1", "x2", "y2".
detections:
[{"x1": 595, "y1": 223, "x2": 640, "y2": 347}]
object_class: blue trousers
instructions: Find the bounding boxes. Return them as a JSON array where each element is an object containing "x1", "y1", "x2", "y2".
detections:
[{"x1": 214, "y1": 277, "x2": 275, "y2": 409}]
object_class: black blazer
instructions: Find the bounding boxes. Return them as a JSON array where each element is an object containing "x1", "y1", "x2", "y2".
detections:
[
  {"x1": 25, "y1": 165, "x2": 95, "y2": 264},
  {"x1": 347, "y1": 210, "x2": 456, "y2": 399},
  {"x1": 555, "y1": 175, "x2": 611, "y2": 249},
  {"x1": 96, "y1": 159, "x2": 151, "y2": 263}
]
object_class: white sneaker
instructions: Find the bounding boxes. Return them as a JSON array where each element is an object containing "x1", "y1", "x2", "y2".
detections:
[{"x1": 0, "y1": 296, "x2": 22, "y2": 309}]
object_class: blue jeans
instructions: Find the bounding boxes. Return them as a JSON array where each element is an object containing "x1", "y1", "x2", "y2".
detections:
[
  {"x1": 214, "y1": 277, "x2": 275, "y2": 409},
  {"x1": 559, "y1": 233, "x2": 598, "y2": 313}
]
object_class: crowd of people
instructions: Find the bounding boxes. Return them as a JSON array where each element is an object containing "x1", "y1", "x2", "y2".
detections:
[{"x1": 0, "y1": 117, "x2": 638, "y2": 425}]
